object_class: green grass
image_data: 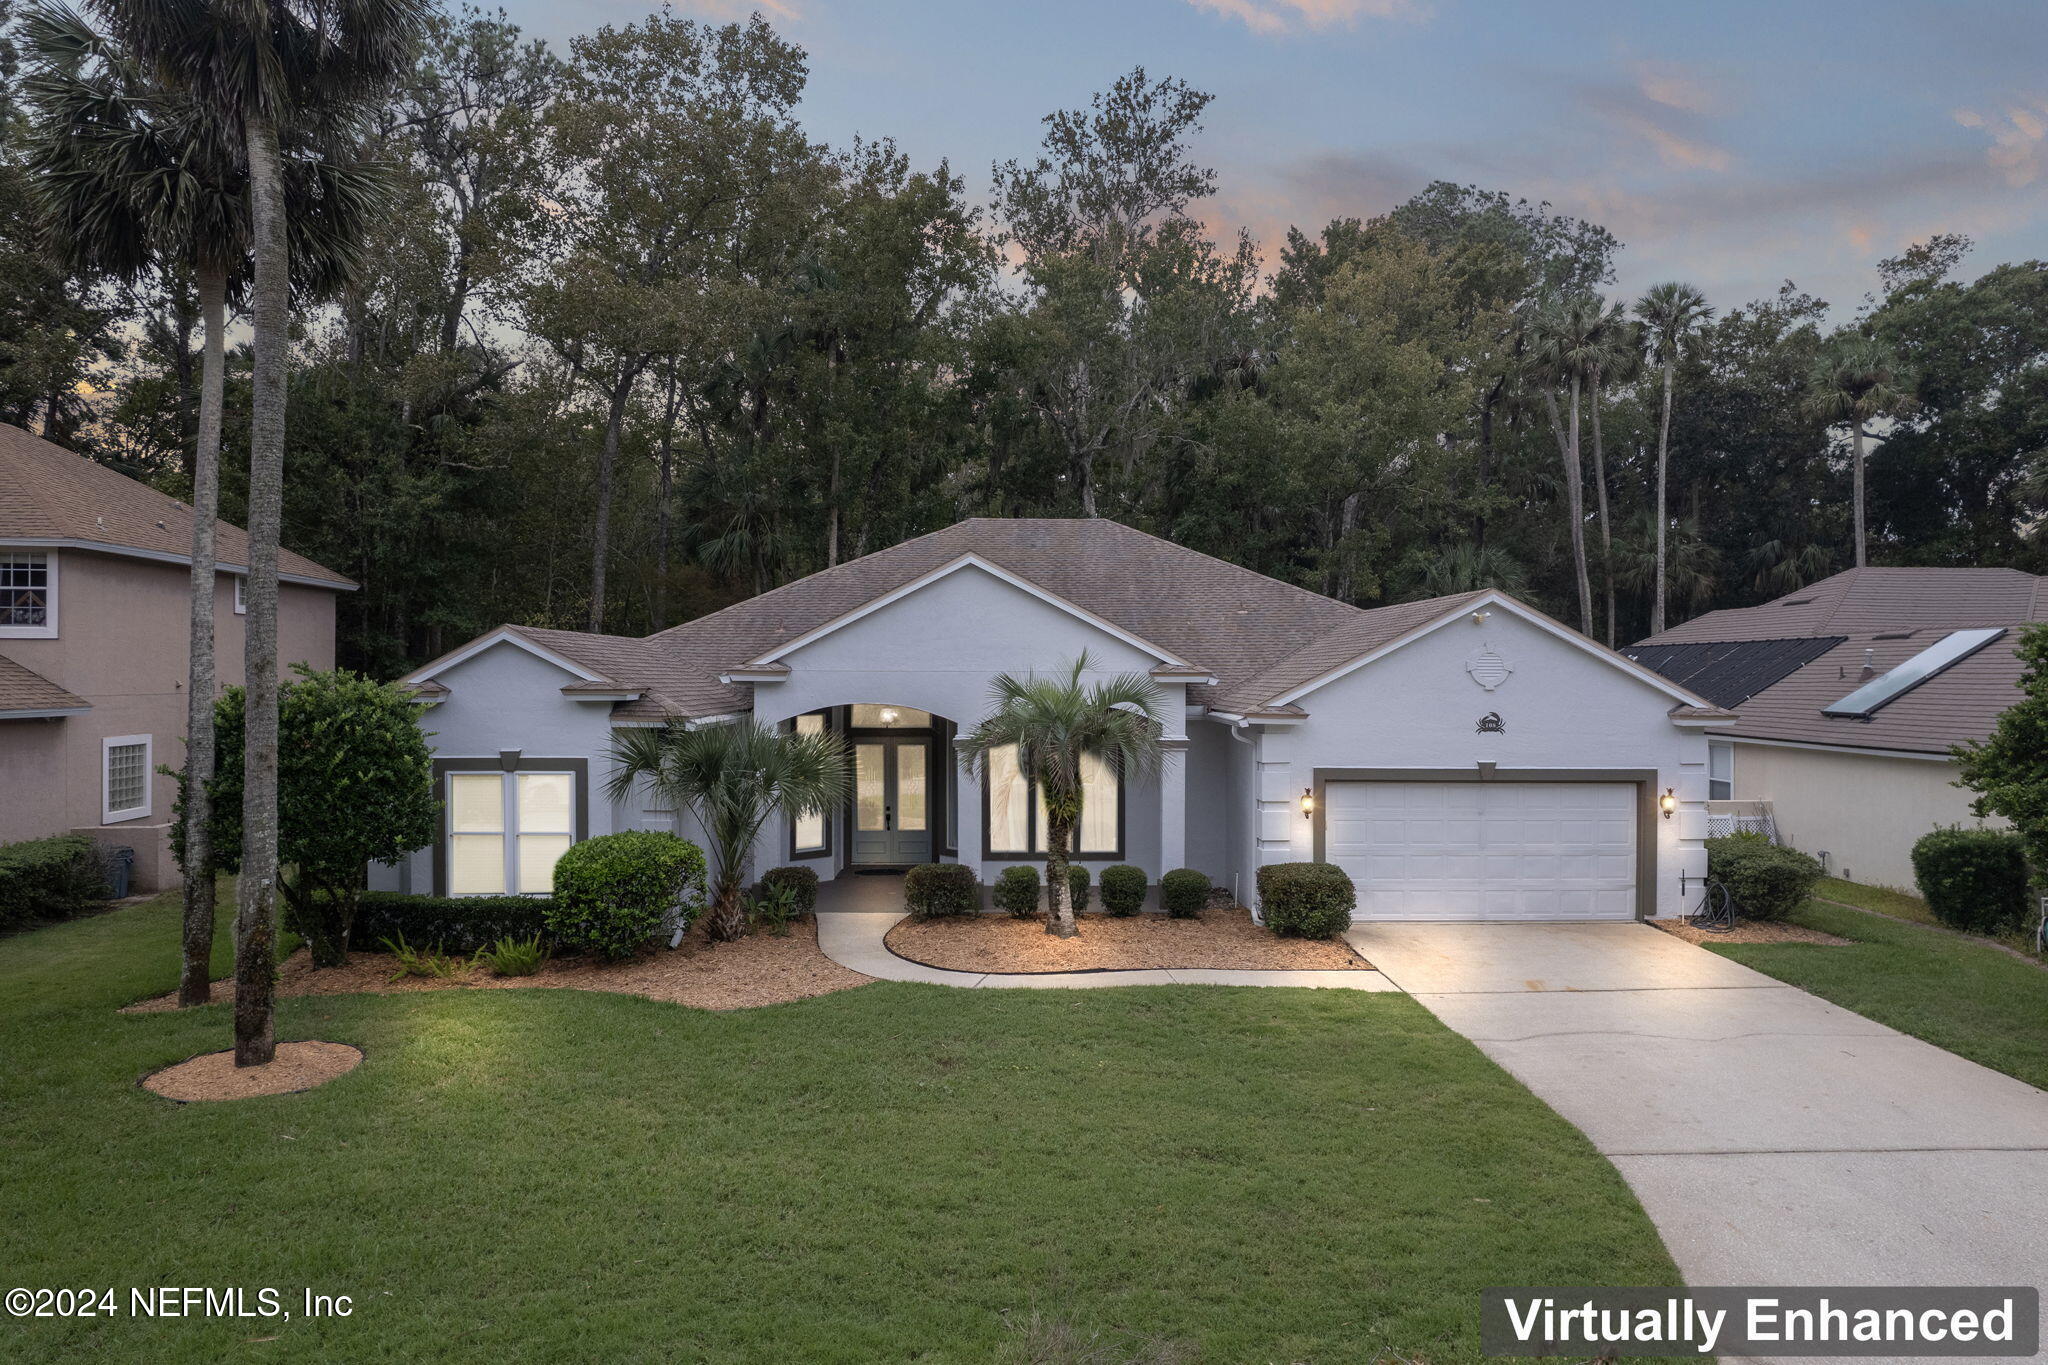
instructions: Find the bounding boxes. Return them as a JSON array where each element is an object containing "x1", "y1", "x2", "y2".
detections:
[
  {"x1": 1708, "y1": 900, "x2": 2048, "y2": 1091},
  {"x1": 0, "y1": 893, "x2": 1688, "y2": 1364},
  {"x1": 1814, "y1": 875, "x2": 1939, "y2": 925}
]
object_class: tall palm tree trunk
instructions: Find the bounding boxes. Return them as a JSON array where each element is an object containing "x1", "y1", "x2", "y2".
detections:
[
  {"x1": 234, "y1": 117, "x2": 288, "y2": 1068},
  {"x1": 1851, "y1": 422, "x2": 1867, "y2": 568},
  {"x1": 1543, "y1": 383, "x2": 1594, "y2": 635},
  {"x1": 178, "y1": 264, "x2": 227, "y2": 1008},
  {"x1": 1045, "y1": 815, "x2": 1076, "y2": 938},
  {"x1": 1589, "y1": 367, "x2": 1616, "y2": 646},
  {"x1": 1653, "y1": 361, "x2": 1673, "y2": 636},
  {"x1": 589, "y1": 367, "x2": 636, "y2": 632}
]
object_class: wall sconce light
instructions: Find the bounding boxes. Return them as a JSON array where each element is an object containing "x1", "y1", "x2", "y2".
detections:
[
  {"x1": 1300, "y1": 788, "x2": 1316, "y2": 817},
  {"x1": 1659, "y1": 787, "x2": 1677, "y2": 819}
]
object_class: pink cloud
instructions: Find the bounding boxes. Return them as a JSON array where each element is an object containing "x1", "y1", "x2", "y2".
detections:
[
  {"x1": 1954, "y1": 97, "x2": 2048, "y2": 186},
  {"x1": 1183, "y1": 0, "x2": 1426, "y2": 35},
  {"x1": 1629, "y1": 60, "x2": 1722, "y2": 116}
]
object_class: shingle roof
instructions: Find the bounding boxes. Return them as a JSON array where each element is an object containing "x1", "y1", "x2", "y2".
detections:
[
  {"x1": 416, "y1": 519, "x2": 1508, "y2": 722},
  {"x1": 0, "y1": 422, "x2": 353, "y2": 589},
  {"x1": 0, "y1": 653, "x2": 89, "y2": 715},
  {"x1": 1633, "y1": 567, "x2": 2040, "y2": 754}
]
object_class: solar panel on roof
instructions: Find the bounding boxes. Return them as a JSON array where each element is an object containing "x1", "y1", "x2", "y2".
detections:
[{"x1": 1820, "y1": 628, "x2": 2007, "y2": 719}]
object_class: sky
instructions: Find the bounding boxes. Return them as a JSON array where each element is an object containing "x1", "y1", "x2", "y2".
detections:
[{"x1": 500, "y1": 0, "x2": 2048, "y2": 317}]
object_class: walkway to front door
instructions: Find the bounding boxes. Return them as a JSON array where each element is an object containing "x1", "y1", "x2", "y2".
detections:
[{"x1": 850, "y1": 736, "x2": 931, "y2": 867}]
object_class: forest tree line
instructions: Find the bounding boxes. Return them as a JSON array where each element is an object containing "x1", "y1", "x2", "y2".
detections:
[{"x1": 3, "y1": 2, "x2": 2043, "y2": 679}]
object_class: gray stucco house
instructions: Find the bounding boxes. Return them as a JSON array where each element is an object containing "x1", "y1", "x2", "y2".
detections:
[{"x1": 379, "y1": 518, "x2": 1733, "y2": 920}]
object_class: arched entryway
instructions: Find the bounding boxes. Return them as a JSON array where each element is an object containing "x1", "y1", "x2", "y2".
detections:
[{"x1": 785, "y1": 703, "x2": 960, "y2": 874}]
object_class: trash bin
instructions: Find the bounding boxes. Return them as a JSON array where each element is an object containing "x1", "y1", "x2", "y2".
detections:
[{"x1": 105, "y1": 846, "x2": 134, "y2": 899}]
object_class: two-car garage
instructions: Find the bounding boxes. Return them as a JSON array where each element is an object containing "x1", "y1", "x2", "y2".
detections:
[{"x1": 1321, "y1": 779, "x2": 1643, "y2": 921}]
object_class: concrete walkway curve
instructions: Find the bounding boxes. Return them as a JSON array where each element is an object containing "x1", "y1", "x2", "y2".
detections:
[{"x1": 815, "y1": 911, "x2": 1400, "y2": 991}]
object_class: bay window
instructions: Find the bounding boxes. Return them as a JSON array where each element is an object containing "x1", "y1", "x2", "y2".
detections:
[{"x1": 984, "y1": 744, "x2": 1120, "y2": 857}]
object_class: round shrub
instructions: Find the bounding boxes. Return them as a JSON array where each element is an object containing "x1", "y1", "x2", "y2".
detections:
[
  {"x1": 1160, "y1": 867, "x2": 1209, "y2": 918},
  {"x1": 1257, "y1": 862, "x2": 1354, "y2": 939},
  {"x1": 548, "y1": 831, "x2": 706, "y2": 959},
  {"x1": 1911, "y1": 827, "x2": 2028, "y2": 934},
  {"x1": 994, "y1": 865, "x2": 1041, "y2": 918},
  {"x1": 760, "y1": 865, "x2": 821, "y2": 917},
  {"x1": 1099, "y1": 864, "x2": 1147, "y2": 917},
  {"x1": 1066, "y1": 864, "x2": 1091, "y2": 912},
  {"x1": 906, "y1": 863, "x2": 980, "y2": 920},
  {"x1": 1705, "y1": 835, "x2": 1821, "y2": 922}
]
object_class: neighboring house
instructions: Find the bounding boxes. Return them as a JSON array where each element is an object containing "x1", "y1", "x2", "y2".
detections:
[
  {"x1": 0, "y1": 423, "x2": 353, "y2": 890},
  {"x1": 383, "y1": 518, "x2": 1731, "y2": 921},
  {"x1": 1625, "y1": 566, "x2": 2030, "y2": 891}
]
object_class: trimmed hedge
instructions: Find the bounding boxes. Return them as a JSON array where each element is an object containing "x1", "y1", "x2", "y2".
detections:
[
  {"x1": 906, "y1": 863, "x2": 980, "y2": 920},
  {"x1": 1705, "y1": 835, "x2": 1822, "y2": 922},
  {"x1": 1911, "y1": 827, "x2": 2029, "y2": 935},
  {"x1": 993, "y1": 865, "x2": 1041, "y2": 918},
  {"x1": 354, "y1": 892, "x2": 554, "y2": 955},
  {"x1": 0, "y1": 834, "x2": 108, "y2": 931},
  {"x1": 1160, "y1": 868, "x2": 1209, "y2": 918},
  {"x1": 1099, "y1": 864, "x2": 1147, "y2": 917},
  {"x1": 1257, "y1": 862, "x2": 1355, "y2": 939},
  {"x1": 1066, "y1": 865, "x2": 1091, "y2": 912},
  {"x1": 760, "y1": 865, "x2": 821, "y2": 916},
  {"x1": 549, "y1": 830, "x2": 706, "y2": 959}
]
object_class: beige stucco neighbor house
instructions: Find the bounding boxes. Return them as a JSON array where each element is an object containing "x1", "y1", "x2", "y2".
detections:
[
  {"x1": 1626, "y1": 566, "x2": 2032, "y2": 892},
  {"x1": 0, "y1": 423, "x2": 352, "y2": 891}
]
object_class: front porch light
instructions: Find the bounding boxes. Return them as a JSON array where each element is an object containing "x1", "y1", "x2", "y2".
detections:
[
  {"x1": 1660, "y1": 787, "x2": 1677, "y2": 819},
  {"x1": 878, "y1": 707, "x2": 900, "y2": 726},
  {"x1": 1300, "y1": 787, "x2": 1315, "y2": 818}
]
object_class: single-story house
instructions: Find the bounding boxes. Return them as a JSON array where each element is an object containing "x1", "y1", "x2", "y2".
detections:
[
  {"x1": 0, "y1": 423, "x2": 351, "y2": 890},
  {"x1": 379, "y1": 518, "x2": 1732, "y2": 920},
  {"x1": 1624, "y1": 566, "x2": 2028, "y2": 891}
]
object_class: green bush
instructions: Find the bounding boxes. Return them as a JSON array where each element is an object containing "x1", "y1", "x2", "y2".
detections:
[
  {"x1": 548, "y1": 830, "x2": 707, "y2": 960},
  {"x1": 993, "y1": 865, "x2": 1041, "y2": 918},
  {"x1": 1705, "y1": 836, "x2": 1822, "y2": 922},
  {"x1": 0, "y1": 834, "x2": 109, "y2": 931},
  {"x1": 1911, "y1": 827, "x2": 2029, "y2": 934},
  {"x1": 1099, "y1": 864, "x2": 1147, "y2": 917},
  {"x1": 352, "y1": 891, "x2": 553, "y2": 955},
  {"x1": 1257, "y1": 862, "x2": 1355, "y2": 939},
  {"x1": 759, "y1": 865, "x2": 820, "y2": 916},
  {"x1": 1066, "y1": 864, "x2": 1091, "y2": 912},
  {"x1": 906, "y1": 863, "x2": 980, "y2": 919},
  {"x1": 1160, "y1": 868, "x2": 1209, "y2": 918}
]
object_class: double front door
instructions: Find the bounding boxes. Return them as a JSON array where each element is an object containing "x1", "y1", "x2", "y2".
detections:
[{"x1": 851, "y1": 736, "x2": 931, "y2": 866}]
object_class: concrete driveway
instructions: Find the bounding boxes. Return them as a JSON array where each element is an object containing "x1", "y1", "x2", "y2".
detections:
[{"x1": 1348, "y1": 921, "x2": 2048, "y2": 1362}]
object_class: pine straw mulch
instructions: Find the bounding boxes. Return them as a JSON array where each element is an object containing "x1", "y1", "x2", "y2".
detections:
[
  {"x1": 1650, "y1": 917, "x2": 1850, "y2": 947},
  {"x1": 142, "y1": 1041, "x2": 363, "y2": 1102},
  {"x1": 123, "y1": 918, "x2": 873, "y2": 1015},
  {"x1": 885, "y1": 906, "x2": 1371, "y2": 974}
]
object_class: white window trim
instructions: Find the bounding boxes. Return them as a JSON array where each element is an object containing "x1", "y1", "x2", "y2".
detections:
[
  {"x1": 0, "y1": 548, "x2": 58, "y2": 639},
  {"x1": 447, "y1": 769, "x2": 578, "y2": 897},
  {"x1": 102, "y1": 733, "x2": 153, "y2": 823},
  {"x1": 233, "y1": 575, "x2": 247, "y2": 615}
]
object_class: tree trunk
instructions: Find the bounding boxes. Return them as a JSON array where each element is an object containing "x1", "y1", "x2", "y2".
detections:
[
  {"x1": 234, "y1": 117, "x2": 288, "y2": 1068},
  {"x1": 177, "y1": 265, "x2": 228, "y2": 1009},
  {"x1": 1543, "y1": 384, "x2": 1594, "y2": 635},
  {"x1": 1652, "y1": 361, "x2": 1673, "y2": 636},
  {"x1": 1851, "y1": 421, "x2": 1867, "y2": 568},
  {"x1": 827, "y1": 444, "x2": 841, "y2": 568},
  {"x1": 1589, "y1": 365, "x2": 1615, "y2": 646},
  {"x1": 653, "y1": 366, "x2": 680, "y2": 631},
  {"x1": 1044, "y1": 815, "x2": 1076, "y2": 938},
  {"x1": 1077, "y1": 448, "x2": 1098, "y2": 518},
  {"x1": 589, "y1": 367, "x2": 637, "y2": 633}
]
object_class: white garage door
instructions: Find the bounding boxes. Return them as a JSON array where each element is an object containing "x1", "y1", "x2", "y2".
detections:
[{"x1": 1325, "y1": 781, "x2": 1637, "y2": 921}]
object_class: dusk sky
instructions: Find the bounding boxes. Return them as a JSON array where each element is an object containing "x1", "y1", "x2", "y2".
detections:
[{"x1": 503, "y1": 1, "x2": 2048, "y2": 317}]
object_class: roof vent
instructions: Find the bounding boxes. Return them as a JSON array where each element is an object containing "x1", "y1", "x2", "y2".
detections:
[
  {"x1": 1823, "y1": 628, "x2": 2007, "y2": 719},
  {"x1": 1782, "y1": 596, "x2": 1814, "y2": 606},
  {"x1": 1859, "y1": 648, "x2": 1877, "y2": 681}
]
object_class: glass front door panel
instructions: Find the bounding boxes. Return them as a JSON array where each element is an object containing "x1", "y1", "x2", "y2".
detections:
[
  {"x1": 855, "y1": 744, "x2": 887, "y2": 831},
  {"x1": 896, "y1": 743, "x2": 927, "y2": 831}
]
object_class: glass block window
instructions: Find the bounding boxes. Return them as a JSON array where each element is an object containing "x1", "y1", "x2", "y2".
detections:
[
  {"x1": 1, "y1": 552, "x2": 50, "y2": 628},
  {"x1": 104, "y1": 736, "x2": 151, "y2": 821}
]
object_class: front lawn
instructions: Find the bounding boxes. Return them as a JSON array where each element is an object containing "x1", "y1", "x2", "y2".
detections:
[
  {"x1": 1708, "y1": 900, "x2": 2048, "y2": 1091},
  {"x1": 0, "y1": 892, "x2": 1688, "y2": 1363}
]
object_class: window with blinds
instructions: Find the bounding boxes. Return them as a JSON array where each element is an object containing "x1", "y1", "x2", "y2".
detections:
[
  {"x1": 448, "y1": 771, "x2": 578, "y2": 896},
  {"x1": 985, "y1": 744, "x2": 1119, "y2": 856},
  {"x1": 791, "y1": 712, "x2": 829, "y2": 854}
]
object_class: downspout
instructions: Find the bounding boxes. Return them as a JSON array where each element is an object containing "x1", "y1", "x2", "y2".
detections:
[{"x1": 1227, "y1": 717, "x2": 1257, "y2": 909}]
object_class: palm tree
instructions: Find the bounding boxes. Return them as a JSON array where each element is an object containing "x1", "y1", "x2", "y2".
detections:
[
  {"x1": 92, "y1": 0, "x2": 426, "y2": 1066},
  {"x1": 23, "y1": 0, "x2": 378, "y2": 1011},
  {"x1": 1805, "y1": 334, "x2": 1915, "y2": 569},
  {"x1": 607, "y1": 722, "x2": 849, "y2": 943},
  {"x1": 1582, "y1": 296, "x2": 1636, "y2": 646},
  {"x1": 956, "y1": 655, "x2": 1164, "y2": 939},
  {"x1": 1634, "y1": 282, "x2": 1713, "y2": 635},
  {"x1": 1526, "y1": 294, "x2": 1602, "y2": 635}
]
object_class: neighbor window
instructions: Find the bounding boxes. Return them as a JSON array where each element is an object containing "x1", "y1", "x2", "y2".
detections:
[
  {"x1": 791, "y1": 712, "x2": 830, "y2": 855},
  {"x1": 233, "y1": 576, "x2": 247, "y2": 614},
  {"x1": 1708, "y1": 742, "x2": 1734, "y2": 801},
  {"x1": 102, "y1": 735, "x2": 152, "y2": 823},
  {"x1": 985, "y1": 744, "x2": 1119, "y2": 856},
  {"x1": 447, "y1": 770, "x2": 577, "y2": 896},
  {"x1": 0, "y1": 551, "x2": 54, "y2": 636}
]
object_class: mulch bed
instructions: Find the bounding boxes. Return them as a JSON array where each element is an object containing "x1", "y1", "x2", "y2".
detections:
[
  {"x1": 142, "y1": 1041, "x2": 363, "y2": 1102},
  {"x1": 124, "y1": 919, "x2": 873, "y2": 1014},
  {"x1": 1651, "y1": 917, "x2": 1850, "y2": 947},
  {"x1": 885, "y1": 906, "x2": 1371, "y2": 974}
]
